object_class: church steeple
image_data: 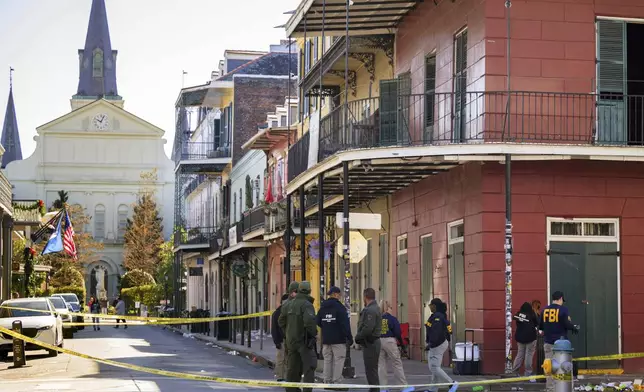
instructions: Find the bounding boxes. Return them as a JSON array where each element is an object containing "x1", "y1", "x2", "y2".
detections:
[
  {"x1": 1, "y1": 68, "x2": 22, "y2": 169},
  {"x1": 74, "y1": 0, "x2": 120, "y2": 103}
]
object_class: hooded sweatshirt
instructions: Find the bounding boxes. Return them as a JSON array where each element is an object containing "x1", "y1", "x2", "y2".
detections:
[
  {"x1": 317, "y1": 297, "x2": 352, "y2": 345},
  {"x1": 514, "y1": 302, "x2": 539, "y2": 344}
]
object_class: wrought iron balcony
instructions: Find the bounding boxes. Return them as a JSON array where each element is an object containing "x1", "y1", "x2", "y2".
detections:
[
  {"x1": 12, "y1": 200, "x2": 43, "y2": 224},
  {"x1": 0, "y1": 172, "x2": 13, "y2": 215},
  {"x1": 242, "y1": 207, "x2": 265, "y2": 235},
  {"x1": 182, "y1": 226, "x2": 217, "y2": 246},
  {"x1": 264, "y1": 199, "x2": 318, "y2": 234},
  {"x1": 287, "y1": 91, "x2": 644, "y2": 180},
  {"x1": 177, "y1": 142, "x2": 231, "y2": 162}
]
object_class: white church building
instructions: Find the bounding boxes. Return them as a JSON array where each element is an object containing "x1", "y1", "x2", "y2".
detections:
[{"x1": 4, "y1": 0, "x2": 174, "y2": 300}]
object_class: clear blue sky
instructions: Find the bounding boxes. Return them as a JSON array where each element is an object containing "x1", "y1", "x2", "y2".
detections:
[{"x1": 0, "y1": 0, "x2": 298, "y2": 158}]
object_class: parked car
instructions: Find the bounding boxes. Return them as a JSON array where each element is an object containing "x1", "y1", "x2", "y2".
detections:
[
  {"x1": 0, "y1": 298, "x2": 64, "y2": 360},
  {"x1": 48, "y1": 296, "x2": 75, "y2": 339},
  {"x1": 51, "y1": 293, "x2": 84, "y2": 330}
]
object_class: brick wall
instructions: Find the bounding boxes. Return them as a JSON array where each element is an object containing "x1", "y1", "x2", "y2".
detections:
[{"x1": 232, "y1": 77, "x2": 296, "y2": 165}]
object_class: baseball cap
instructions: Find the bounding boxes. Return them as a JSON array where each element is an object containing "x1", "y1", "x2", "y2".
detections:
[
  {"x1": 327, "y1": 286, "x2": 341, "y2": 295},
  {"x1": 552, "y1": 291, "x2": 565, "y2": 302}
]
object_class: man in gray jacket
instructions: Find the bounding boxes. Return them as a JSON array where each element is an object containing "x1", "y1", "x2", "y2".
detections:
[{"x1": 114, "y1": 296, "x2": 127, "y2": 329}]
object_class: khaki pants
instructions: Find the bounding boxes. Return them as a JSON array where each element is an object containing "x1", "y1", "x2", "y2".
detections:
[
  {"x1": 545, "y1": 343, "x2": 554, "y2": 392},
  {"x1": 378, "y1": 337, "x2": 407, "y2": 387},
  {"x1": 275, "y1": 345, "x2": 287, "y2": 380},
  {"x1": 322, "y1": 344, "x2": 346, "y2": 384},
  {"x1": 512, "y1": 340, "x2": 537, "y2": 375}
]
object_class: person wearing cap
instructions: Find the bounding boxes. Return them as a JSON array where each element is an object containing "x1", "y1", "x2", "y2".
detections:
[
  {"x1": 539, "y1": 291, "x2": 579, "y2": 392},
  {"x1": 316, "y1": 286, "x2": 352, "y2": 385},
  {"x1": 378, "y1": 299, "x2": 407, "y2": 387},
  {"x1": 355, "y1": 287, "x2": 382, "y2": 392},
  {"x1": 425, "y1": 298, "x2": 454, "y2": 392},
  {"x1": 272, "y1": 293, "x2": 290, "y2": 381},
  {"x1": 279, "y1": 281, "x2": 318, "y2": 392}
]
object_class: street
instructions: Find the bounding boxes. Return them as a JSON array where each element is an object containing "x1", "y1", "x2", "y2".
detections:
[{"x1": 0, "y1": 325, "x2": 280, "y2": 392}]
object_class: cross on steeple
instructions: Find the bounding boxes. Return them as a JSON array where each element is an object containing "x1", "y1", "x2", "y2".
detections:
[{"x1": 1, "y1": 66, "x2": 23, "y2": 168}]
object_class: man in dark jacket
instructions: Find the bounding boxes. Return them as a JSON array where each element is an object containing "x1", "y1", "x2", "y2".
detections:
[
  {"x1": 425, "y1": 298, "x2": 454, "y2": 392},
  {"x1": 317, "y1": 286, "x2": 352, "y2": 385},
  {"x1": 512, "y1": 301, "x2": 539, "y2": 377},
  {"x1": 355, "y1": 288, "x2": 381, "y2": 392},
  {"x1": 272, "y1": 293, "x2": 290, "y2": 381},
  {"x1": 278, "y1": 281, "x2": 317, "y2": 392}
]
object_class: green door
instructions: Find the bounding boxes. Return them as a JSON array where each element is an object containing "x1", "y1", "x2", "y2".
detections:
[
  {"x1": 421, "y1": 236, "x2": 434, "y2": 346},
  {"x1": 379, "y1": 79, "x2": 398, "y2": 146},
  {"x1": 448, "y1": 242, "x2": 466, "y2": 344},
  {"x1": 397, "y1": 252, "x2": 408, "y2": 323},
  {"x1": 549, "y1": 241, "x2": 619, "y2": 369}
]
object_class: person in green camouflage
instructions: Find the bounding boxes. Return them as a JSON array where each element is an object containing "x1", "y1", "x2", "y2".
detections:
[
  {"x1": 355, "y1": 287, "x2": 382, "y2": 392},
  {"x1": 278, "y1": 281, "x2": 318, "y2": 392}
]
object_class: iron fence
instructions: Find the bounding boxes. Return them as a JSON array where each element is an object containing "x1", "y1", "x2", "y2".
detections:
[
  {"x1": 177, "y1": 142, "x2": 231, "y2": 161},
  {"x1": 183, "y1": 226, "x2": 217, "y2": 246},
  {"x1": 242, "y1": 207, "x2": 265, "y2": 234}
]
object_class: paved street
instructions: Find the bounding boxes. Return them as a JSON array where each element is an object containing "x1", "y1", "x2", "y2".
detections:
[{"x1": 0, "y1": 325, "x2": 280, "y2": 392}]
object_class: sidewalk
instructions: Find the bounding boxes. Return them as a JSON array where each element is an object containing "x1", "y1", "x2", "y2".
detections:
[{"x1": 163, "y1": 326, "x2": 635, "y2": 390}]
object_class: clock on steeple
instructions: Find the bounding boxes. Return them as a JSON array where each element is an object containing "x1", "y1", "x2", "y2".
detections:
[{"x1": 92, "y1": 113, "x2": 109, "y2": 131}]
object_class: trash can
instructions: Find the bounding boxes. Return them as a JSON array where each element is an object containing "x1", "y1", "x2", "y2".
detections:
[{"x1": 216, "y1": 312, "x2": 233, "y2": 340}]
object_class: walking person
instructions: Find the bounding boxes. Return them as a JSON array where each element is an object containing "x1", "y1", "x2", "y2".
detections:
[
  {"x1": 278, "y1": 281, "x2": 317, "y2": 392},
  {"x1": 378, "y1": 300, "x2": 407, "y2": 388},
  {"x1": 100, "y1": 296, "x2": 108, "y2": 315},
  {"x1": 89, "y1": 296, "x2": 101, "y2": 331},
  {"x1": 272, "y1": 293, "x2": 290, "y2": 381},
  {"x1": 317, "y1": 286, "x2": 352, "y2": 386},
  {"x1": 114, "y1": 296, "x2": 127, "y2": 329},
  {"x1": 425, "y1": 298, "x2": 455, "y2": 392},
  {"x1": 540, "y1": 291, "x2": 579, "y2": 392},
  {"x1": 512, "y1": 302, "x2": 539, "y2": 379},
  {"x1": 355, "y1": 288, "x2": 381, "y2": 392}
]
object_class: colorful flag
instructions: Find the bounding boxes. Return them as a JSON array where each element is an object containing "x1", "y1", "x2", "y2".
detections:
[
  {"x1": 42, "y1": 214, "x2": 63, "y2": 255},
  {"x1": 63, "y1": 211, "x2": 77, "y2": 260}
]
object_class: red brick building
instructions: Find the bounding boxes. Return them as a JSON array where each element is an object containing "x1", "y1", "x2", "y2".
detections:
[{"x1": 285, "y1": 0, "x2": 644, "y2": 374}]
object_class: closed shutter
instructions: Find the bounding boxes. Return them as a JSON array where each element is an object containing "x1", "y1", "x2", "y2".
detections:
[
  {"x1": 597, "y1": 19, "x2": 627, "y2": 144},
  {"x1": 379, "y1": 79, "x2": 398, "y2": 145},
  {"x1": 397, "y1": 72, "x2": 411, "y2": 144},
  {"x1": 379, "y1": 233, "x2": 388, "y2": 299},
  {"x1": 425, "y1": 55, "x2": 437, "y2": 142},
  {"x1": 454, "y1": 29, "x2": 468, "y2": 142}
]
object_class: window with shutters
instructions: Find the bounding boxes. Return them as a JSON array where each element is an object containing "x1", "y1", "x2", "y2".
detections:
[
  {"x1": 453, "y1": 28, "x2": 468, "y2": 143},
  {"x1": 117, "y1": 205, "x2": 128, "y2": 241},
  {"x1": 425, "y1": 54, "x2": 437, "y2": 143},
  {"x1": 379, "y1": 233, "x2": 388, "y2": 299},
  {"x1": 94, "y1": 204, "x2": 106, "y2": 240},
  {"x1": 379, "y1": 79, "x2": 399, "y2": 146},
  {"x1": 397, "y1": 72, "x2": 411, "y2": 145}
]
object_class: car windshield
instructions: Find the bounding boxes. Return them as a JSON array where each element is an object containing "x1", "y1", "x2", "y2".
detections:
[
  {"x1": 58, "y1": 295, "x2": 78, "y2": 303},
  {"x1": 48, "y1": 297, "x2": 66, "y2": 309},
  {"x1": 0, "y1": 301, "x2": 51, "y2": 318}
]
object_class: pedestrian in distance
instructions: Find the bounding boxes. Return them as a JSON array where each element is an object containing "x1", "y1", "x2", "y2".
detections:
[
  {"x1": 89, "y1": 296, "x2": 101, "y2": 331},
  {"x1": 114, "y1": 296, "x2": 127, "y2": 329},
  {"x1": 278, "y1": 281, "x2": 317, "y2": 392},
  {"x1": 355, "y1": 287, "x2": 381, "y2": 392},
  {"x1": 512, "y1": 302, "x2": 539, "y2": 379},
  {"x1": 272, "y1": 293, "x2": 290, "y2": 382},
  {"x1": 378, "y1": 299, "x2": 407, "y2": 388},
  {"x1": 317, "y1": 286, "x2": 352, "y2": 386},
  {"x1": 425, "y1": 298, "x2": 455, "y2": 392},
  {"x1": 100, "y1": 296, "x2": 108, "y2": 315},
  {"x1": 539, "y1": 291, "x2": 579, "y2": 392}
]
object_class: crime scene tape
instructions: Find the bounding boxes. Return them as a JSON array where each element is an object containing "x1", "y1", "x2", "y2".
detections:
[
  {"x1": 574, "y1": 352, "x2": 644, "y2": 362},
  {"x1": 0, "y1": 305, "x2": 271, "y2": 324},
  {"x1": 0, "y1": 324, "x2": 547, "y2": 389}
]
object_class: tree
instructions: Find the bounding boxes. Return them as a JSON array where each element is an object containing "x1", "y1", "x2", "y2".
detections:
[
  {"x1": 123, "y1": 193, "x2": 164, "y2": 275},
  {"x1": 52, "y1": 190, "x2": 69, "y2": 210},
  {"x1": 245, "y1": 175, "x2": 253, "y2": 210},
  {"x1": 121, "y1": 269, "x2": 155, "y2": 288}
]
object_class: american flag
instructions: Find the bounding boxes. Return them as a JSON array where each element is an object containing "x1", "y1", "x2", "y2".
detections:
[{"x1": 63, "y1": 211, "x2": 77, "y2": 260}]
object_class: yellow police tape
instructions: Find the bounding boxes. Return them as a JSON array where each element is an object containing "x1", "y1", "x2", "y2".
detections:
[
  {"x1": 574, "y1": 352, "x2": 644, "y2": 362},
  {"x1": 0, "y1": 324, "x2": 547, "y2": 389},
  {"x1": 0, "y1": 305, "x2": 271, "y2": 324}
]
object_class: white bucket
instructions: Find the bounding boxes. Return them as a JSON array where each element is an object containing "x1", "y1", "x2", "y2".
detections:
[{"x1": 454, "y1": 342, "x2": 480, "y2": 361}]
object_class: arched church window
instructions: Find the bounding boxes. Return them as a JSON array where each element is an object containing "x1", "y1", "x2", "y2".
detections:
[
  {"x1": 94, "y1": 204, "x2": 106, "y2": 240},
  {"x1": 93, "y1": 49, "x2": 104, "y2": 78},
  {"x1": 117, "y1": 205, "x2": 128, "y2": 241}
]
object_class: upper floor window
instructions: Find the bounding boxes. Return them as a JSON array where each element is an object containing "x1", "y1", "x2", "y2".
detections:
[
  {"x1": 92, "y1": 49, "x2": 104, "y2": 78},
  {"x1": 117, "y1": 204, "x2": 128, "y2": 241},
  {"x1": 94, "y1": 204, "x2": 106, "y2": 240},
  {"x1": 425, "y1": 54, "x2": 437, "y2": 142}
]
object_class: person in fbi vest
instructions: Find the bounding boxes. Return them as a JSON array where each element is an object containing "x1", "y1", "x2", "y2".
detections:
[{"x1": 539, "y1": 291, "x2": 580, "y2": 392}]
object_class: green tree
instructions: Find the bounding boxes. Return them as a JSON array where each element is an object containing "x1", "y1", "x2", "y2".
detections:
[
  {"x1": 245, "y1": 175, "x2": 253, "y2": 210},
  {"x1": 121, "y1": 269, "x2": 155, "y2": 288},
  {"x1": 52, "y1": 190, "x2": 69, "y2": 210},
  {"x1": 123, "y1": 194, "x2": 164, "y2": 275}
]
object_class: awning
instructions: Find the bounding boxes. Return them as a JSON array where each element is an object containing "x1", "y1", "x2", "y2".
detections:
[
  {"x1": 242, "y1": 126, "x2": 296, "y2": 151},
  {"x1": 285, "y1": 0, "x2": 422, "y2": 38},
  {"x1": 209, "y1": 240, "x2": 267, "y2": 260}
]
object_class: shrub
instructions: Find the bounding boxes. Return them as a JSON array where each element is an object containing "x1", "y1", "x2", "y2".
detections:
[
  {"x1": 121, "y1": 284, "x2": 160, "y2": 311},
  {"x1": 121, "y1": 269, "x2": 155, "y2": 289}
]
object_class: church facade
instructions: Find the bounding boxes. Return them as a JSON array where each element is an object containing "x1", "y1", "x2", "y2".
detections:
[{"x1": 3, "y1": 0, "x2": 174, "y2": 301}]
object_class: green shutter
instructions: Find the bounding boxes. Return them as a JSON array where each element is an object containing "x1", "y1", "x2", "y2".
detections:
[
  {"x1": 397, "y1": 73, "x2": 411, "y2": 145},
  {"x1": 597, "y1": 19, "x2": 627, "y2": 144},
  {"x1": 379, "y1": 79, "x2": 399, "y2": 145},
  {"x1": 454, "y1": 30, "x2": 468, "y2": 142},
  {"x1": 425, "y1": 56, "x2": 437, "y2": 142}
]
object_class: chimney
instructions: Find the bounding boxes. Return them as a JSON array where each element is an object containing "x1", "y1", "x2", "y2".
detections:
[{"x1": 211, "y1": 70, "x2": 220, "y2": 80}]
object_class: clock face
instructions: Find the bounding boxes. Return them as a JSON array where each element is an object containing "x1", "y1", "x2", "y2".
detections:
[{"x1": 92, "y1": 113, "x2": 109, "y2": 131}]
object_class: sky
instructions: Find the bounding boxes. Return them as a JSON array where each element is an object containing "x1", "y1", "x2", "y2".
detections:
[{"x1": 0, "y1": 0, "x2": 299, "y2": 159}]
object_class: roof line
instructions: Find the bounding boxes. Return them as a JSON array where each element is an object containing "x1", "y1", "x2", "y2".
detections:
[{"x1": 216, "y1": 52, "x2": 273, "y2": 81}]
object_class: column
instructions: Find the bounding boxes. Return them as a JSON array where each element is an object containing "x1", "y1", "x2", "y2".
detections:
[{"x1": 2, "y1": 216, "x2": 14, "y2": 301}]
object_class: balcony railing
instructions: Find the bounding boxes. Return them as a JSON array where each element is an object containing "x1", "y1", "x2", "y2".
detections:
[
  {"x1": 12, "y1": 200, "x2": 42, "y2": 223},
  {"x1": 242, "y1": 207, "x2": 265, "y2": 235},
  {"x1": 177, "y1": 142, "x2": 231, "y2": 161},
  {"x1": 264, "y1": 199, "x2": 318, "y2": 234},
  {"x1": 183, "y1": 226, "x2": 217, "y2": 246},
  {"x1": 0, "y1": 172, "x2": 13, "y2": 215},
  {"x1": 288, "y1": 91, "x2": 644, "y2": 179}
]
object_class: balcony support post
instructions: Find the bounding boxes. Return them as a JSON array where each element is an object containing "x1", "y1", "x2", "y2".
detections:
[
  {"x1": 285, "y1": 34, "x2": 293, "y2": 288},
  {"x1": 318, "y1": 174, "x2": 326, "y2": 303},
  {"x1": 504, "y1": 0, "x2": 514, "y2": 375},
  {"x1": 300, "y1": 187, "x2": 306, "y2": 281},
  {"x1": 341, "y1": 159, "x2": 354, "y2": 376}
]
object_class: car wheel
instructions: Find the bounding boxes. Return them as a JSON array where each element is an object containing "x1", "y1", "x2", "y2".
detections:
[{"x1": 48, "y1": 349, "x2": 58, "y2": 357}]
